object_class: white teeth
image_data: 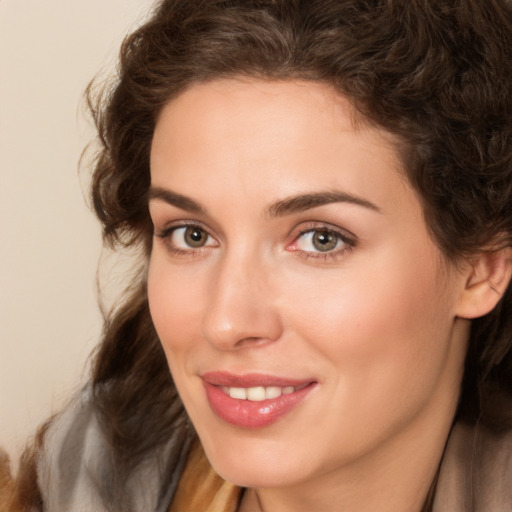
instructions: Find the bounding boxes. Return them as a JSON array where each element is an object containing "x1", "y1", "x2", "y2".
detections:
[
  {"x1": 246, "y1": 386, "x2": 266, "y2": 401},
  {"x1": 265, "y1": 386, "x2": 282, "y2": 399},
  {"x1": 229, "y1": 387, "x2": 247, "y2": 400},
  {"x1": 225, "y1": 385, "x2": 296, "y2": 401}
]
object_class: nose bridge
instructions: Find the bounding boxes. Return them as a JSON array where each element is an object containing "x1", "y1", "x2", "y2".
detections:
[{"x1": 201, "y1": 245, "x2": 282, "y2": 350}]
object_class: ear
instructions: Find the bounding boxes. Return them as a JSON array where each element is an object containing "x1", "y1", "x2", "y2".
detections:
[{"x1": 456, "y1": 247, "x2": 512, "y2": 319}]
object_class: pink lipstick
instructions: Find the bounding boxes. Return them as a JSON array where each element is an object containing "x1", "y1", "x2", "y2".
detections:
[{"x1": 202, "y1": 372, "x2": 316, "y2": 428}]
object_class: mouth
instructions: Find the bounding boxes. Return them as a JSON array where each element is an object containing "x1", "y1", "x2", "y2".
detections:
[{"x1": 202, "y1": 372, "x2": 317, "y2": 428}]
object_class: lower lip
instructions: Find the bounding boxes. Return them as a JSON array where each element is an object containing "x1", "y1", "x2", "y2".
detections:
[{"x1": 204, "y1": 382, "x2": 315, "y2": 428}]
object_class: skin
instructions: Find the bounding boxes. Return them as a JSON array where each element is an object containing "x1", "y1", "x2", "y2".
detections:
[{"x1": 147, "y1": 79, "x2": 474, "y2": 512}]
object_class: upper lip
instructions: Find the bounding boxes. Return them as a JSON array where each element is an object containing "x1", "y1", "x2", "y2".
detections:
[{"x1": 201, "y1": 371, "x2": 315, "y2": 388}]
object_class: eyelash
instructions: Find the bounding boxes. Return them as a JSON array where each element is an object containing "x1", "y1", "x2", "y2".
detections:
[{"x1": 154, "y1": 221, "x2": 357, "y2": 261}]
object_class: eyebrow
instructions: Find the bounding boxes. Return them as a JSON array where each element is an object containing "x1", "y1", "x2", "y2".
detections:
[
  {"x1": 266, "y1": 190, "x2": 381, "y2": 217},
  {"x1": 148, "y1": 187, "x2": 206, "y2": 214},
  {"x1": 148, "y1": 186, "x2": 380, "y2": 217}
]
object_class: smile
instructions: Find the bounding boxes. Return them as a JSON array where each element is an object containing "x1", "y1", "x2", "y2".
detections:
[
  {"x1": 222, "y1": 385, "x2": 302, "y2": 401},
  {"x1": 202, "y1": 372, "x2": 316, "y2": 428}
]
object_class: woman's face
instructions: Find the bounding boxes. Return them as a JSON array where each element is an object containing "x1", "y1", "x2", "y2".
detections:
[{"x1": 148, "y1": 79, "x2": 470, "y2": 489}]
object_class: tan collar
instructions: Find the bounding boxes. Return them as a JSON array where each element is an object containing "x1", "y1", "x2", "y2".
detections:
[{"x1": 169, "y1": 440, "x2": 242, "y2": 512}]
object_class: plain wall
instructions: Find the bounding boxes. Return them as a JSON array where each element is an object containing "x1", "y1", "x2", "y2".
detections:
[{"x1": 0, "y1": 0, "x2": 155, "y2": 467}]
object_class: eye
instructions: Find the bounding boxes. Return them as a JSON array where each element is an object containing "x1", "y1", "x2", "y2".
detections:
[
  {"x1": 296, "y1": 229, "x2": 346, "y2": 252},
  {"x1": 169, "y1": 225, "x2": 214, "y2": 249},
  {"x1": 287, "y1": 225, "x2": 356, "y2": 261},
  {"x1": 154, "y1": 223, "x2": 218, "y2": 255},
  {"x1": 297, "y1": 229, "x2": 343, "y2": 252}
]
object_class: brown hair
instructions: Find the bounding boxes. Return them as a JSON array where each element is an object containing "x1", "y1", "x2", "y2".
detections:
[{"x1": 12, "y1": 0, "x2": 512, "y2": 508}]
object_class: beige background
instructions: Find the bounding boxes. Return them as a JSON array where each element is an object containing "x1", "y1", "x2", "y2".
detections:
[{"x1": 0, "y1": 0, "x2": 155, "y2": 466}]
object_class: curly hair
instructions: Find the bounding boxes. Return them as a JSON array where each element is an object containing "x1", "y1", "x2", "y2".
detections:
[{"x1": 18, "y1": 0, "x2": 511, "y2": 506}]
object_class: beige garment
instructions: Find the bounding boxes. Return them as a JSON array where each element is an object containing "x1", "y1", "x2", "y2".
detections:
[
  {"x1": 169, "y1": 441, "x2": 241, "y2": 512},
  {"x1": 432, "y1": 421, "x2": 512, "y2": 511},
  {"x1": 170, "y1": 421, "x2": 512, "y2": 512}
]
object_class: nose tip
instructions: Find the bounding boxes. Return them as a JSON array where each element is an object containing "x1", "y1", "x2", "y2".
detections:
[
  {"x1": 202, "y1": 314, "x2": 282, "y2": 350},
  {"x1": 202, "y1": 293, "x2": 284, "y2": 349},
  {"x1": 200, "y1": 262, "x2": 283, "y2": 351}
]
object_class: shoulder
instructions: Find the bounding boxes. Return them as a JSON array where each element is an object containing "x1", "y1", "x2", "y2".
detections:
[
  {"x1": 13, "y1": 385, "x2": 193, "y2": 512},
  {"x1": 433, "y1": 419, "x2": 512, "y2": 511},
  {"x1": 35, "y1": 386, "x2": 110, "y2": 511}
]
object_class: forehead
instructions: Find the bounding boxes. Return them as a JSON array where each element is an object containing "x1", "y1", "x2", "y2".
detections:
[
  {"x1": 152, "y1": 79, "x2": 388, "y2": 155},
  {"x1": 150, "y1": 78, "x2": 412, "y2": 217}
]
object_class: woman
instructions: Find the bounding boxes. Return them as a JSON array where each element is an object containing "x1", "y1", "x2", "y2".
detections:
[{"x1": 7, "y1": 0, "x2": 512, "y2": 510}]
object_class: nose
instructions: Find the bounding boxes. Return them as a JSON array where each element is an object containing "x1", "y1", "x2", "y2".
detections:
[{"x1": 201, "y1": 251, "x2": 283, "y2": 351}]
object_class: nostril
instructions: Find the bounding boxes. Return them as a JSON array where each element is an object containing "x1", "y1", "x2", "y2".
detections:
[{"x1": 235, "y1": 336, "x2": 272, "y2": 348}]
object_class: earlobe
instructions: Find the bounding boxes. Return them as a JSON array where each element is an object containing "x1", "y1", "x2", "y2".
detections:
[{"x1": 456, "y1": 247, "x2": 512, "y2": 319}]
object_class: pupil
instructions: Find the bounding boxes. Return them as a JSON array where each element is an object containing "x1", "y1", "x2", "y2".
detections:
[
  {"x1": 185, "y1": 227, "x2": 205, "y2": 247},
  {"x1": 313, "y1": 231, "x2": 337, "y2": 252}
]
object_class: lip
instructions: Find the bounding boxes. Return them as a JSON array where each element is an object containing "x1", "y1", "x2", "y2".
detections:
[{"x1": 202, "y1": 371, "x2": 316, "y2": 428}]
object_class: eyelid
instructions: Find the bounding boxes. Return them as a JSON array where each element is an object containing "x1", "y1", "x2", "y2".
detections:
[
  {"x1": 290, "y1": 221, "x2": 356, "y2": 244},
  {"x1": 154, "y1": 219, "x2": 213, "y2": 238}
]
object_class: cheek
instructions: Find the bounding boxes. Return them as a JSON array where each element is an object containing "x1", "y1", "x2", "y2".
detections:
[
  {"x1": 282, "y1": 249, "x2": 455, "y2": 396},
  {"x1": 147, "y1": 254, "x2": 209, "y2": 416},
  {"x1": 147, "y1": 254, "x2": 202, "y2": 356}
]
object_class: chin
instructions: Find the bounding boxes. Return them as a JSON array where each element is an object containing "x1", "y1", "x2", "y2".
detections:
[
  {"x1": 214, "y1": 460, "x2": 302, "y2": 489},
  {"x1": 199, "y1": 432, "x2": 314, "y2": 489}
]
